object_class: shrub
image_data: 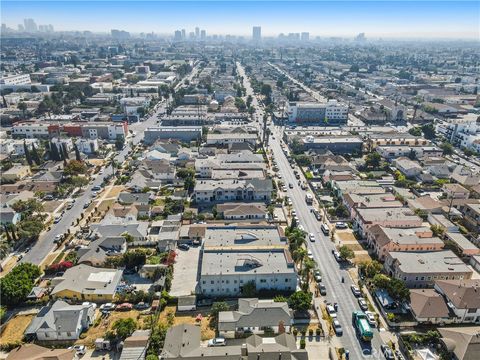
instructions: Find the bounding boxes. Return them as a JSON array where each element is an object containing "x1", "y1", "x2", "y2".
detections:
[{"x1": 300, "y1": 339, "x2": 306, "y2": 349}]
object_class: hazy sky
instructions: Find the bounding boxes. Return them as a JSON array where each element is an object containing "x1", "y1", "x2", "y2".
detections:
[{"x1": 2, "y1": 1, "x2": 479, "y2": 39}]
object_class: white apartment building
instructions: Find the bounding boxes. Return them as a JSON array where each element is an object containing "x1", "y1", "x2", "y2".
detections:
[
  {"x1": 12, "y1": 123, "x2": 51, "y2": 139},
  {"x1": 76, "y1": 138, "x2": 99, "y2": 154},
  {"x1": 436, "y1": 114, "x2": 480, "y2": 152},
  {"x1": 0, "y1": 74, "x2": 31, "y2": 90},
  {"x1": 288, "y1": 100, "x2": 348, "y2": 125}
]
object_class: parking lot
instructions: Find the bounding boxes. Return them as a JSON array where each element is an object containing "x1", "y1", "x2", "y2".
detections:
[{"x1": 170, "y1": 245, "x2": 201, "y2": 297}]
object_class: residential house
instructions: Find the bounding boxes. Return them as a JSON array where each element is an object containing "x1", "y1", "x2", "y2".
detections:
[
  {"x1": 24, "y1": 300, "x2": 96, "y2": 341},
  {"x1": 119, "y1": 330, "x2": 151, "y2": 360},
  {"x1": 218, "y1": 298, "x2": 293, "y2": 338},
  {"x1": 439, "y1": 326, "x2": 480, "y2": 360},
  {"x1": 0, "y1": 207, "x2": 21, "y2": 225},
  {"x1": 443, "y1": 183, "x2": 470, "y2": 200},
  {"x1": 393, "y1": 157, "x2": 423, "y2": 178},
  {"x1": 90, "y1": 223, "x2": 148, "y2": 242},
  {"x1": 160, "y1": 324, "x2": 308, "y2": 360},
  {"x1": 343, "y1": 193, "x2": 403, "y2": 218},
  {"x1": 366, "y1": 225, "x2": 443, "y2": 260},
  {"x1": 407, "y1": 195, "x2": 445, "y2": 215},
  {"x1": 409, "y1": 289, "x2": 451, "y2": 324},
  {"x1": 77, "y1": 237, "x2": 127, "y2": 267},
  {"x1": 435, "y1": 279, "x2": 480, "y2": 323},
  {"x1": 50, "y1": 264, "x2": 123, "y2": 302},
  {"x1": 6, "y1": 344, "x2": 75, "y2": 360},
  {"x1": 384, "y1": 250, "x2": 473, "y2": 288},
  {"x1": 216, "y1": 203, "x2": 267, "y2": 221},
  {"x1": 1, "y1": 165, "x2": 31, "y2": 182}
]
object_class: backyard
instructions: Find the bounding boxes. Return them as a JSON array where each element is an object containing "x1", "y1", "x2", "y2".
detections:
[
  {"x1": 158, "y1": 305, "x2": 215, "y2": 341},
  {"x1": 0, "y1": 314, "x2": 35, "y2": 350}
]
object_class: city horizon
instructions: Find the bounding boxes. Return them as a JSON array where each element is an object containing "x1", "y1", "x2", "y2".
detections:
[{"x1": 2, "y1": 1, "x2": 479, "y2": 40}]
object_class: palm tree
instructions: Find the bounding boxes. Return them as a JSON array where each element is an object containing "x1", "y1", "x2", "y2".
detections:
[
  {"x1": 301, "y1": 258, "x2": 316, "y2": 291},
  {"x1": 292, "y1": 248, "x2": 307, "y2": 268}
]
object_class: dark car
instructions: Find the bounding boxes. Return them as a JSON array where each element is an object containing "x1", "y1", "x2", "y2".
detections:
[
  {"x1": 178, "y1": 244, "x2": 190, "y2": 251},
  {"x1": 319, "y1": 284, "x2": 327, "y2": 295}
]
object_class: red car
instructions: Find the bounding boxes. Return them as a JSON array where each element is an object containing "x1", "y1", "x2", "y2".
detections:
[{"x1": 116, "y1": 303, "x2": 133, "y2": 311}]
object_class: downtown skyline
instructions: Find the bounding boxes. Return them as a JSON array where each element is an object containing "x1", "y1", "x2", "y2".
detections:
[{"x1": 2, "y1": 1, "x2": 480, "y2": 40}]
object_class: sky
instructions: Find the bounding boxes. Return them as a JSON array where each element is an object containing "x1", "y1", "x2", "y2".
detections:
[{"x1": 2, "y1": 1, "x2": 479, "y2": 39}]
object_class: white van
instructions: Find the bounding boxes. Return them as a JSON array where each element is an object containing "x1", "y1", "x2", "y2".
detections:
[{"x1": 321, "y1": 223, "x2": 330, "y2": 235}]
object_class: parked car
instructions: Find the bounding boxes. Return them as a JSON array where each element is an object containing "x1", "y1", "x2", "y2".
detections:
[
  {"x1": 178, "y1": 244, "x2": 190, "y2": 251},
  {"x1": 116, "y1": 303, "x2": 133, "y2": 311},
  {"x1": 134, "y1": 302, "x2": 150, "y2": 310},
  {"x1": 319, "y1": 284, "x2": 327, "y2": 296},
  {"x1": 307, "y1": 249, "x2": 313, "y2": 260},
  {"x1": 350, "y1": 285, "x2": 361, "y2": 297},
  {"x1": 92, "y1": 185, "x2": 101, "y2": 191},
  {"x1": 333, "y1": 251, "x2": 341, "y2": 262},
  {"x1": 54, "y1": 234, "x2": 64, "y2": 243},
  {"x1": 208, "y1": 338, "x2": 226, "y2": 347},
  {"x1": 358, "y1": 298, "x2": 368, "y2": 311},
  {"x1": 83, "y1": 200, "x2": 92, "y2": 209},
  {"x1": 335, "y1": 222, "x2": 348, "y2": 229},
  {"x1": 289, "y1": 183, "x2": 294, "y2": 188},
  {"x1": 314, "y1": 273, "x2": 322, "y2": 283},
  {"x1": 365, "y1": 311, "x2": 376, "y2": 326},
  {"x1": 68, "y1": 345, "x2": 86, "y2": 356},
  {"x1": 100, "y1": 303, "x2": 116, "y2": 312},
  {"x1": 381, "y1": 345, "x2": 395, "y2": 360},
  {"x1": 332, "y1": 319, "x2": 343, "y2": 336},
  {"x1": 308, "y1": 233, "x2": 316, "y2": 242},
  {"x1": 326, "y1": 304, "x2": 337, "y2": 318},
  {"x1": 66, "y1": 202, "x2": 74, "y2": 210},
  {"x1": 321, "y1": 223, "x2": 330, "y2": 235},
  {"x1": 395, "y1": 350, "x2": 406, "y2": 360},
  {"x1": 53, "y1": 215, "x2": 62, "y2": 224}
]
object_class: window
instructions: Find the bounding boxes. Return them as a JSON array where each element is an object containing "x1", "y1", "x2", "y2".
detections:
[
  {"x1": 260, "y1": 279, "x2": 266, "y2": 283},
  {"x1": 67, "y1": 332, "x2": 72, "y2": 337},
  {"x1": 210, "y1": 281, "x2": 214, "y2": 284}
]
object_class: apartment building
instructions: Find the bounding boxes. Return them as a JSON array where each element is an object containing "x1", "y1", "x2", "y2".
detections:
[
  {"x1": 287, "y1": 100, "x2": 348, "y2": 125},
  {"x1": 384, "y1": 250, "x2": 473, "y2": 288},
  {"x1": 193, "y1": 179, "x2": 272, "y2": 204},
  {"x1": 199, "y1": 225, "x2": 296, "y2": 297},
  {"x1": 366, "y1": 225, "x2": 443, "y2": 260},
  {"x1": 353, "y1": 207, "x2": 423, "y2": 238}
]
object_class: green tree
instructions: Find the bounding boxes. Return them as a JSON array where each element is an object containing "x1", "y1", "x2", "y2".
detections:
[
  {"x1": 17, "y1": 102, "x2": 27, "y2": 119},
  {"x1": 115, "y1": 136, "x2": 125, "y2": 150},
  {"x1": 0, "y1": 263, "x2": 41, "y2": 306},
  {"x1": 16, "y1": 217, "x2": 45, "y2": 241},
  {"x1": 11, "y1": 198, "x2": 44, "y2": 218},
  {"x1": 365, "y1": 152, "x2": 381, "y2": 169},
  {"x1": 31, "y1": 143, "x2": 41, "y2": 165},
  {"x1": 288, "y1": 291, "x2": 312, "y2": 312},
  {"x1": 421, "y1": 123, "x2": 436, "y2": 139},
  {"x1": 430, "y1": 224, "x2": 445, "y2": 237},
  {"x1": 338, "y1": 245, "x2": 355, "y2": 260},
  {"x1": 73, "y1": 143, "x2": 82, "y2": 161},
  {"x1": 63, "y1": 160, "x2": 88, "y2": 176},
  {"x1": 112, "y1": 318, "x2": 137, "y2": 340},
  {"x1": 408, "y1": 127, "x2": 422, "y2": 137},
  {"x1": 364, "y1": 260, "x2": 383, "y2": 278},
  {"x1": 23, "y1": 141, "x2": 33, "y2": 166},
  {"x1": 440, "y1": 142, "x2": 454, "y2": 155},
  {"x1": 241, "y1": 280, "x2": 257, "y2": 297}
]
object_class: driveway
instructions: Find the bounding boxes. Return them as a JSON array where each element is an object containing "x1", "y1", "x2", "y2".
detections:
[{"x1": 170, "y1": 246, "x2": 201, "y2": 297}]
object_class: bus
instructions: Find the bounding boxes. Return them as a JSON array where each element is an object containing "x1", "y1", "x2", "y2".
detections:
[
  {"x1": 352, "y1": 311, "x2": 373, "y2": 342},
  {"x1": 305, "y1": 193, "x2": 313, "y2": 205}
]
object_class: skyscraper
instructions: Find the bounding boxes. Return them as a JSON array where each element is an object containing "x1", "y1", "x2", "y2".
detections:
[
  {"x1": 181, "y1": 29, "x2": 186, "y2": 39},
  {"x1": 24, "y1": 18, "x2": 37, "y2": 32},
  {"x1": 252, "y1": 26, "x2": 261, "y2": 41},
  {"x1": 195, "y1": 27, "x2": 200, "y2": 38},
  {"x1": 200, "y1": 29, "x2": 206, "y2": 40},
  {"x1": 174, "y1": 30, "x2": 182, "y2": 41},
  {"x1": 301, "y1": 32, "x2": 310, "y2": 41}
]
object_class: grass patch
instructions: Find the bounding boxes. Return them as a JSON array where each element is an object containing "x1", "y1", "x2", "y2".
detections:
[{"x1": 0, "y1": 314, "x2": 34, "y2": 347}]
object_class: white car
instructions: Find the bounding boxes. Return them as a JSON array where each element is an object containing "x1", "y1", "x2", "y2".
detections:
[
  {"x1": 365, "y1": 311, "x2": 376, "y2": 326},
  {"x1": 308, "y1": 233, "x2": 316, "y2": 242},
  {"x1": 208, "y1": 338, "x2": 226, "y2": 347},
  {"x1": 307, "y1": 249, "x2": 314, "y2": 260},
  {"x1": 68, "y1": 345, "x2": 86, "y2": 356},
  {"x1": 326, "y1": 304, "x2": 337, "y2": 318},
  {"x1": 350, "y1": 285, "x2": 361, "y2": 297}
]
